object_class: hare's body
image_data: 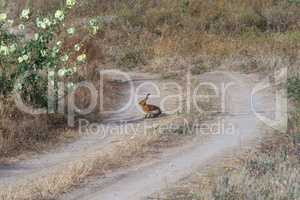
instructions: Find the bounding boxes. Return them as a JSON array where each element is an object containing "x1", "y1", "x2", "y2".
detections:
[{"x1": 139, "y1": 94, "x2": 162, "y2": 118}]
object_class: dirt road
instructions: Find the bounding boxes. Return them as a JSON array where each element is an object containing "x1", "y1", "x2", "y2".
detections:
[
  {"x1": 60, "y1": 71, "x2": 280, "y2": 200},
  {"x1": 0, "y1": 71, "x2": 280, "y2": 200}
]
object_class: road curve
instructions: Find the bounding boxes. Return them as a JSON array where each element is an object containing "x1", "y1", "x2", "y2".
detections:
[{"x1": 61, "y1": 71, "x2": 279, "y2": 200}]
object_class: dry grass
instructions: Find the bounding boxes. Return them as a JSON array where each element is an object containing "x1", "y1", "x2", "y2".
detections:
[
  {"x1": 1, "y1": 0, "x2": 299, "y2": 187},
  {"x1": 154, "y1": 102, "x2": 300, "y2": 200},
  {"x1": 0, "y1": 116, "x2": 197, "y2": 200},
  {"x1": 157, "y1": 132, "x2": 300, "y2": 199},
  {"x1": 153, "y1": 67, "x2": 300, "y2": 200},
  {"x1": 0, "y1": 96, "x2": 70, "y2": 159},
  {"x1": 6, "y1": 0, "x2": 300, "y2": 72},
  {"x1": 0, "y1": 75, "x2": 123, "y2": 160},
  {"x1": 3, "y1": 0, "x2": 300, "y2": 73}
]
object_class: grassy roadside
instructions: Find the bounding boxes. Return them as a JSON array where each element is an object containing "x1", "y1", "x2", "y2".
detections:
[
  {"x1": 0, "y1": 75, "x2": 124, "y2": 160},
  {"x1": 0, "y1": 97, "x2": 70, "y2": 160},
  {"x1": 0, "y1": 116, "x2": 206, "y2": 200},
  {"x1": 154, "y1": 77, "x2": 300, "y2": 200},
  {"x1": 159, "y1": 129, "x2": 300, "y2": 200}
]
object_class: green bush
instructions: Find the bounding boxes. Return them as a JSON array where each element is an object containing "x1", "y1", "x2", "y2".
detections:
[{"x1": 0, "y1": 0, "x2": 100, "y2": 108}]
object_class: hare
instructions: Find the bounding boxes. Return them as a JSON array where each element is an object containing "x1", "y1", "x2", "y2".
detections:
[{"x1": 139, "y1": 94, "x2": 162, "y2": 118}]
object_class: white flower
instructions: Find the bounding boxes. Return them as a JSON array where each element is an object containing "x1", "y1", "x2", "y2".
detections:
[
  {"x1": 67, "y1": 82, "x2": 75, "y2": 91},
  {"x1": 56, "y1": 41, "x2": 62, "y2": 46},
  {"x1": 89, "y1": 19, "x2": 97, "y2": 26},
  {"x1": 36, "y1": 18, "x2": 46, "y2": 29},
  {"x1": 22, "y1": 55, "x2": 29, "y2": 61},
  {"x1": 58, "y1": 68, "x2": 66, "y2": 77},
  {"x1": 52, "y1": 19, "x2": 58, "y2": 25},
  {"x1": 20, "y1": 9, "x2": 30, "y2": 20},
  {"x1": 15, "y1": 83, "x2": 22, "y2": 91},
  {"x1": 18, "y1": 54, "x2": 29, "y2": 63},
  {"x1": 67, "y1": 27, "x2": 75, "y2": 35},
  {"x1": 66, "y1": 0, "x2": 76, "y2": 8},
  {"x1": 74, "y1": 44, "x2": 81, "y2": 51},
  {"x1": 43, "y1": 17, "x2": 51, "y2": 26},
  {"x1": 40, "y1": 50, "x2": 47, "y2": 57},
  {"x1": 18, "y1": 24, "x2": 25, "y2": 30},
  {"x1": 88, "y1": 18, "x2": 101, "y2": 35},
  {"x1": 55, "y1": 10, "x2": 65, "y2": 21},
  {"x1": 77, "y1": 54, "x2": 86, "y2": 62},
  {"x1": 0, "y1": 45, "x2": 9, "y2": 56},
  {"x1": 9, "y1": 44, "x2": 16, "y2": 53},
  {"x1": 61, "y1": 54, "x2": 69, "y2": 62},
  {"x1": 0, "y1": 13, "x2": 7, "y2": 22},
  {"x1": 36, "y1": 17, "x2": 51, "y2": 29}
]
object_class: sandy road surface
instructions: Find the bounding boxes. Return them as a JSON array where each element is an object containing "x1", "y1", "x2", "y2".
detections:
[
  {"x1": 0, "y1": 71, "x2": 281, "y2": 200},
  {"x1": 60, "y1": 71, "x2": 281, "y2": 200}
]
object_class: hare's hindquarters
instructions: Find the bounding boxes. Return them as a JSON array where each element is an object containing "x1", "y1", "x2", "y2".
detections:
[{"x1": 146, "y1": 106, "x2": 162, "y2": 118}]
